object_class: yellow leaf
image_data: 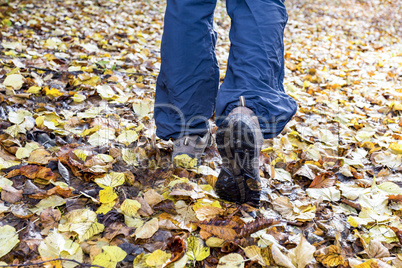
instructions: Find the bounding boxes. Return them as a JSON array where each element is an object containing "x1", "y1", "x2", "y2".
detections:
[
  {"x1": 27, "y1": 86, "x2": 41, "y2": 94},
  {"x1": 99, "y1": 187, "x2": 117, "y2": 204},
  {"x1": 243, "y1": 246, "x2": 268, "y2": 266},
  {"x1": 3, "y1": 74, "x2": 24, "y2": 90},
  {"x1": 206, "y1": 237, "x2": 225, "y2": 248},
  {"x1": 145, "y1": 250, "x2": 171, "y2": 267},
  {"x1": 95, "y1": 172, "x2": 125, "y2": 188},
  {"x1": 134, "y1": 218, "x2": 159, "y2": 239},
  {"x1": 71, "y1": 93, "x2": 86, "y2": 103},
  {"x1": 389, "y1": 143, "x2": 402, "y2": 154},
  {"x1": 116, "y1": 130, "x2": 139, "y2": 145},
  {"x1": 95, "y1": 154, "x2": 114, "y2": 163},
  {"x1": 302, "y1": 80, "x2": 310, "y2": 90},
  {"x1": 15, "y1": 142, "x2": 39, "y2": 159},
  {"x1": 35, "y1": 116, "x2": 44, "y2": 128},
  {"x1": 124, "y1": 215, "x2": 144, "y2": 228},
  {"x1": 38, "y1": 230, "x2": 83, "y2": 268},
  {"x1": 45, "y1": 87, "x2": 64, "y2": 98},
  {"x1": 58, "y1": 209, "x2": 104, "y2": 242},
  {"x1": 193, "y1": 199, "x2": 221, "y2": 211},
  {"x1": 193, "y1": 199, "x2": 224, "y2": 221},
  {"x1": 92, "y1": 246, "x2": 127, "y2": 268},
  {"x1": 173, "y1": 154, "x2": 197, "y2": 169},
  {"x1": 0, "y1": 225, "x2": 19, "y2": 258},
  {"x1": 120, "y1": 199, "x2": 141, "y2": 217},
  {"x1": 315, "y1": 245, "x2": 345, "y2": 267},
  {"x1": 31, "y1": 195, "x2": 65, "y2": 215},
  {"x1": 122, "y1": 148, "x2": 137, "y2": 166},
  {"x1": 73, "y1": 149, "x2": 90, "y2": 161},
  {"x1": 133, "y1": 253, "x2": 151, "y2": 268},
  {"x1": 351, "y1": 259, "x2": 378, "y2": 268},
  {"x1": 186, "y1": 236, "x2": 210, "y2": 261},
  {"x1": 96, "y1": 201, "x2": 116, "y2": 215}
]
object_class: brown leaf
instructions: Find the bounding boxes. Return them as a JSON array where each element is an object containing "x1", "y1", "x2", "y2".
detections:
[
  {"x1": 30, "y1": 186, "x2": 73, "y2": 199},
  {"x1": 389, "y1": 227, "x2": 402, "y2": 245},
  {"x1": 143, "y1": 189, "x2": 164, "y2": 207},
  {"x1": 134, "y1": 197, "x2": 154, "y2": 217},
  {"x1": 165, "y1": 236, "x2": 186, "y2": 266},
  {"x1": 309, "y1": 172, "x2": 335, "y2": 188},
  {"x1": 1, "y1": 185, "x2": 23, "y2": 203},
  {"x1": 364, "y1": 239, "x2": 390, "y2": 258},
  {"x1": 388, "y1": 194, "x2": 402, "y2": 202},
  {"x1": 40, "y1": 208, "x2": 61, "y2": 229},
  {"x1": 103, "y1": 222, "x2": 132, "y2": 240},
  {"x1": 6, "y1": 165, "x2": 57, "y2": 183},
  {"x1": 153, "y1": 199, "x2": 176, "y2": 214},
  {"x1": 197, "y1": 216, "x2": 278, "y2": 241}
]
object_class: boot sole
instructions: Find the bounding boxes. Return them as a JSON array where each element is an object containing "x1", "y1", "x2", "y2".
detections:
[{"x1": 216, "y1": 113, "x2": 263, "y2": 204}]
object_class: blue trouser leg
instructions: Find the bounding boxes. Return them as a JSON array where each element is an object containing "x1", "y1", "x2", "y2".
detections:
[
  {"x1": 154, "y1": 0, "x2": 219, "y2": 140},
  {"x1": 215, "y1": 0, "x2": 297, "y2": 139}
]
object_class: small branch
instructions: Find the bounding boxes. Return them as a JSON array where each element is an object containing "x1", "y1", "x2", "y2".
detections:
[
  {"x1": 0, "y1": 258, "x2": 105, "y2": 268},
  {"x1": 340, "y1": 197, "x2": 361, "y2": 211}
]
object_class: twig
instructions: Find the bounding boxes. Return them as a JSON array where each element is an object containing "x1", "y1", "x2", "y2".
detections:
[
  {"x1": 0, "y1": 258, "x2": 105, "y2": 267},
  {"x1": 340, "y1": 197, "x2": 361, "y2": 211}
]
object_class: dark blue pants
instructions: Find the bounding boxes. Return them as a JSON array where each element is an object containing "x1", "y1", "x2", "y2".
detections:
[{"x1": 154, "y1": 0, "x2": 297, "y2": 140}]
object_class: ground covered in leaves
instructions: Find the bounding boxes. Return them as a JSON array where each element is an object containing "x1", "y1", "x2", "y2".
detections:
[{"x1": 1, "y1": 0, "x2": 402, "y2": 267}]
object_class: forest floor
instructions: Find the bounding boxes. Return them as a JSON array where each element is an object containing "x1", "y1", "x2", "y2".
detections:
[{"x1": 0, "y1": 0, "x2": 402, "y2": 267}]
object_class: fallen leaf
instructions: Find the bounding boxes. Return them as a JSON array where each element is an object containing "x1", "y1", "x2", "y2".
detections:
[
  {"x1": 217, "y1": 253, "x2": 244, "y2": 268},
  {"x1": 95, "y1": 172, "x2": 125, "y2": 188},
  {"x1": 309, "y1": 172, "x2": 335, "y2": 188},
  {"x1": 288, "y1": 234, "x2": 316, "y2": 268},
  {"x1": 243, "y1": 245, "x2": 268, "y2": 266},
  {"x1": 186, "y1": 236, "x2": 210, "y2": 261},
  {"x1": 145, "y1": 249, "x2": 171, "y2": 268},
  {"x1": 364, "y1": 239, "x2": 390, "y2": 258},
  {"x1": 314, "y1": 245, "x2": 345, "y2": 267},
  {"x1": 306, "y1": 187, "x2": 341, "y2": 202},
  {"x1": 99, "y1": 186, "x2": 118, "y2": 204},
  {"x1": 134, "y1": 217, "x2": 159, "y2": 239},
  {"x1": 92, "y1": 246, "x2": 127, "y2": 268},
  {"x1": 38, "y1": 230, "x2": 83, "y2": 268},
  {"x1": 31, "y1": 195, "x2": 66, "y2": 214},
  {"x1": 120, "y1": 198, "x2": 141, "y2": 217},
  {"x1": 143, "y1": 189, "x2": 164, "y2": 207},
  {"x1": 3, "y1": 74, "x2": 24, "y2": 90},
  {"x1": 0, "y1": 225, "x2": 19, "y2": 258},
  {"x1": 1, "y1": 185, "x2": 23, "y2": 203},
  {"x1": 58, "y1": 209, "x2": 105, "y2": 242}
]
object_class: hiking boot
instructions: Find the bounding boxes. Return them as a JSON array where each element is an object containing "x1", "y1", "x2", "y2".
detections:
[
  {"x1": 172, "y1": 131, "x2": 213, "y2": 169},
  {"x1": 215, "y1": 96, "x2": 263, "y2": 206}
]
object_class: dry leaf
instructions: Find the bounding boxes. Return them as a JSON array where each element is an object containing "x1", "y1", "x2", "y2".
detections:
[{"x1": 133, "y1": 217, "x2": 159, "y2": 239}]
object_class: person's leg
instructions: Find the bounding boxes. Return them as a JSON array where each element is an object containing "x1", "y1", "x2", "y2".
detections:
[
  {"x1": 154, "y1": 0, "x2": 219, "y2": 141},
  {"x1": 214, "y1": 0, "x2": 297, "y2": 206},
  {"x1": 216, "y1": 0, "x2": 297, "y2": 138}
]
